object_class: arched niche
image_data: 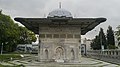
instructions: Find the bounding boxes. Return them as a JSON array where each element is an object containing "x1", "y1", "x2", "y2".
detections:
[
  {"x1": 55, "y1": 47, "x2": 64, "y2": 60},
  {"x1": 45, "y1": 49, "x2": 49, "y2": 59},
  {"x1": 71, "y1": 49, "x2": 75, "y2": 60}
]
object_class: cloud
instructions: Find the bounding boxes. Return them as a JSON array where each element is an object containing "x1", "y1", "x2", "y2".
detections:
[
  {"x1": 0, "y1": 0, "x2": 50, "y2": 17},
  {"x1": 0, "y1": 0, "x2": 120, "y2": 39}
]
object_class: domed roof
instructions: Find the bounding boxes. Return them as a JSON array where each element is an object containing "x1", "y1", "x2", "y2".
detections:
[{"x1": 47, "y1": 8, "x2": 72, "y2": 18}]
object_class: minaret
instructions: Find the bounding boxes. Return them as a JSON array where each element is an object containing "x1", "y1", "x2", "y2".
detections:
[{"x1": 59, "y1": 2, "x2": 61, "y2": 9}]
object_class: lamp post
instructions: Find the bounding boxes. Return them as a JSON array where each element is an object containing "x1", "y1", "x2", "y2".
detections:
[
  {"x1": 1, "y1": 43, "x2": 3, "y2": 55},
  {"x1": 100, "y1": 34, "x2": 104, "y2": 51}
]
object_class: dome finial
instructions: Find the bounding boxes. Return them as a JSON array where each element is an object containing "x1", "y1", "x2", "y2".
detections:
[{"x1": 59, "y1": 2, "x2": 61, "y2": 9}]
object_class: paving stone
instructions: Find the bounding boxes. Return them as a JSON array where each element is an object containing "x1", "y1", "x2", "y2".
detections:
[{"x1": 8, "y1": 55, "x2": 120, "y2": 67}]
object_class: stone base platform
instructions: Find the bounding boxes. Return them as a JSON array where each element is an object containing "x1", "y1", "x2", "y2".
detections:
[
  {"x1": 23, "y1": 59, "x2": 120, "y2": 67},
  {"x1": 9, "y1": 55, "x2": 120, "y2": 67}
]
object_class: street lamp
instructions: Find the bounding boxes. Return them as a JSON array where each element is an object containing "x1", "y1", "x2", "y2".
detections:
[{"x1": 1, "y1": 43, "x2": 3, "y2": 55}]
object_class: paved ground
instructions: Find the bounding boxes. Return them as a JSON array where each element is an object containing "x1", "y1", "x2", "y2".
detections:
[
  {"x1": 0, "y1": 54, "x2": 120, "y2": 67},
  {"x1": 22, "y1": 57, "x2": 120, "y2": 67}
]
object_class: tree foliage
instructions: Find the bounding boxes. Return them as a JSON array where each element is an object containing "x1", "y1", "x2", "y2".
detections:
[
  {"x1": 18, "y1": 26, "x2": 36, "y2": 44},
  {"x1": 0, "y1": 11, "x2": 36, "y2": 52},
  {"x1": 90, "y1": 28, "x2": 107, "y2": 50},
  {"x1": 99, "y1": 28, "x2": 107, "y2": 49},
  {"x1": 107, "y1": 26, "x2": 115, "y2": 49},
  {"x1": 91, "y1": 26, "x2": 116, "y2": 50},
  {"x1": 90, "y1": 36, "x2": 101, "y2": 50}
]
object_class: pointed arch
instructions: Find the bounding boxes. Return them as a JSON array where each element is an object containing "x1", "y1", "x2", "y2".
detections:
[
  {"x1": 71, "y1": 49, "x2": 75, "y2": 60},
  {"x1": 45, "y1": 49, "x2": 48, "y2": 59},
  {"x1": 55, "y1": 47, "x2": 64, "y2": 60}
]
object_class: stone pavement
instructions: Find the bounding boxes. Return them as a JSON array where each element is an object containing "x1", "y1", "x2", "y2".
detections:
[
  {"x1": 0, "y1": 54, "x2": 119, "y2": 67},
  {"x1": 24, "y1": 58, "x2": 120, "y2": 67},
  {"x1": 9, "y1": 55, "x2": 120, "y2": 67}
]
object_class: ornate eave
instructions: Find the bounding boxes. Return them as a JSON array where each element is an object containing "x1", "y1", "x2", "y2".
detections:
[{"x1": 14, "y1": 17, "x2": 106, "y2": 35}]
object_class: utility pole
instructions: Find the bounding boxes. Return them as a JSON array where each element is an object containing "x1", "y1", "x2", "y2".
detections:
[
  {"x1": 1, "y1": 43, "x2": 3, "y2": 55},
  {"x1": 100, "y1": 31, "x2": 104, "y2": 51}
]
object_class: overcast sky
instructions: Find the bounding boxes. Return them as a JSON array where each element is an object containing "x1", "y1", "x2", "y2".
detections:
[{"x1": 0, "y1": 0, "x2": 120, "y2": 39}]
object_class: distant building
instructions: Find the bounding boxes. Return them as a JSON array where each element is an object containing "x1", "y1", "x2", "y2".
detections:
[
  {"x1": 114, "y1": 34, "x2": 120, "y2": 49},
  {"x1": 86, "y1": 39, "x2": 93, "y2": 50},
  {"x1": 83, "y1": 38, "x2": 92, "y2": 50},
  {"x1": 81, "y1": 38, "x2": 92, "y2": 55}
]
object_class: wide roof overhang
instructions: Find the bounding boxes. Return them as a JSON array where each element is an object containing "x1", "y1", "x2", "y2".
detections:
[{"x1": 14, "y1": 17, "x2": 106, "y2": 35}]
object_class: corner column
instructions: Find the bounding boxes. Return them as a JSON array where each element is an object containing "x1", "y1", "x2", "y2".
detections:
[
  {"x1": 38, "y1": 35, "x2": 41, "y2": 61},
  {"x1": 76, "y1": 27, "x2": 81, "y2": 62},
  {"x1": 79, "y1": 27, "x2": 81, "y2": 62},
  {"x1": 38, "y1": 25, "x2": 40, "y2": 61},
  {"x1": 38, "y1": 24, "x2": 43, "y2": 61}
]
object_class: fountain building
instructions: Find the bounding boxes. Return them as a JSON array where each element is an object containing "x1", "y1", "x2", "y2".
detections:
[{"x1": 15, "y1": 7, "x2": 106, "y2": 62}]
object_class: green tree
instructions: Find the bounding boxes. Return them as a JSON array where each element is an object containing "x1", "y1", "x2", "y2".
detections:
[
  {"x1": 107, "y1": 26, "x2": 115, "y2": 49},
  {"x1": 18, "y1": 27, "x2": 36, "y2": 44},
  {"x1": 99, "y1": 28, "x2": 107, "y2": 49},
  {"x1": 0, "y1": 11, "x2": 20, "y2": 52},
  {"x1": 90, "y1": 36, "x2": 101, "y2": 50},
  {"x1": 90, "y1": 28, "x2": 107, "y2": 50},
  {"x1": 0, "y1": 11, "x2": 36, "y2": 52}
]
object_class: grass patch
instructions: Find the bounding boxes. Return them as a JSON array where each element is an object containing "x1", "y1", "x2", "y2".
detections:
[
  {"x1": 0, "y1": 54, "x2": 22, "y2": 61},
  {"x1": 7, "y1": 51, "x2": 31, "y2": 54},
  {"x1": 0, "y1": 64, "x2": 25, "y2": 67}
]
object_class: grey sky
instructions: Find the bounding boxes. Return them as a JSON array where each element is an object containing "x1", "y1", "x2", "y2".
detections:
[{"x1": 0, "y1": 0, "x2": 120, "y2": 39}]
